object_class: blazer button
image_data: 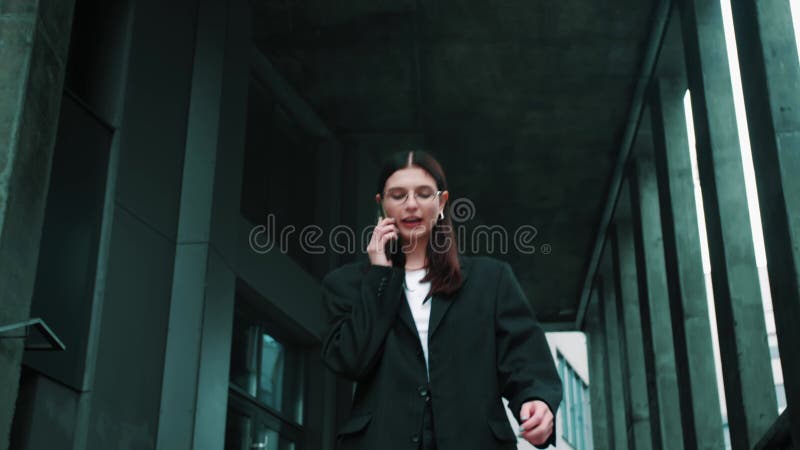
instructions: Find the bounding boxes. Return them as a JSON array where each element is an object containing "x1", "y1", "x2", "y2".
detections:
[{"x1": 410, "y1": 434, "x2": 420, "y2": 443}]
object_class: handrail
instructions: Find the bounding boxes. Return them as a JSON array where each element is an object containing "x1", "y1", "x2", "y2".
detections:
[{"x1": 0, "y1": 318, "x2": 66, "y2": 351}]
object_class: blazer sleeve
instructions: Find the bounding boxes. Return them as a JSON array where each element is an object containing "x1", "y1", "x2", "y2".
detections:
[
  {"x1": 495, "y1": 262, "x2": 563, "y2": 449},
  {"x1": 320, "y1": 263, "x2": 406, "y2": 382}
]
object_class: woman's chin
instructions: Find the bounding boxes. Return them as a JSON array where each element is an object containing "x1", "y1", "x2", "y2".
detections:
[{"x1": 400, "y1": 230, "x2": 428, "y2": 245}]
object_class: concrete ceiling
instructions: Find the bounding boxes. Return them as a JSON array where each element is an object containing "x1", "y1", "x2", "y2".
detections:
[{"x1": 251, "y1": 0, "x2": 659, "y2": 326}]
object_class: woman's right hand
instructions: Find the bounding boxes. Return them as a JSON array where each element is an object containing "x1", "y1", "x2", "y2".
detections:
[{"x1": 368, "y1": 217, "x2": 399, "y2": 267}]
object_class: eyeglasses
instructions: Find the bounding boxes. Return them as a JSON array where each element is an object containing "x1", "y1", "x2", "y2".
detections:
[{"x1": 381, "y1": 187, "x2": 442, "y2": 206}]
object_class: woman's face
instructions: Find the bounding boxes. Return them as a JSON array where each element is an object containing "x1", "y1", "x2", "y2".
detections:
[{"x1": 376, "y1": 167, "x2": 449, "y2": 244}]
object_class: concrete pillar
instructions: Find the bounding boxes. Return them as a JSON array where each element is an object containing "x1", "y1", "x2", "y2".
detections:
[
  {"x1": 0, "y1": 0, "x2": 75, "y2": 447},
  {"x1": 729, "y1": 0, "x2": 800, "y2": 443},
  {"x1": 598, "y1": 254, "x2": 629, "y2": 450},
  {"x1": 153, "y1": 0, "x2": 313, "y2": 448},
  {"x1": 155, "y1": 0, "x2": 229, "y2": 448},
  {"x1": 679, "y1": 0, "x2": 778, "y2": 445},
  {"x1": 586, "y1": 290, "x2": 613, "y2": 450},
  {"x1": 628, "y1": 124, "x2": 685, "y2": 450},
  {"x1": 649, "y1": 77, "x2": 726, "y2": 449},
  {"x1": 611, "y1": 182, "x2": 653, "y2": 450},
  {"x1": 191, "y1": 252, "x2": 237, "y2": 450}
]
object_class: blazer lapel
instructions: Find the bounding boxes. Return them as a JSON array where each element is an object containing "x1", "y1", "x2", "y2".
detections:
[
  {"x1": 397, "y1": 293, "x2": 418, "y2": 336},
  {"x1": 388, "y1": 265, "x2": 418, "y2": 337},
  {"x1": 360, "y1": 256, "x2": 473, "y2": 339},
  {"x1": 429, "y1": 255, "x2": 471, "y2": 339}
]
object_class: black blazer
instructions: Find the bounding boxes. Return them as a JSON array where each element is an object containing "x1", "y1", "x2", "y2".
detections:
[{"x1": 321, "y1": 254, "x2": 563, "y2": 450}]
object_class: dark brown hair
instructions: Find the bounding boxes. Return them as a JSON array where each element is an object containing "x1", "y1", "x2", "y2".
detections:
[{"x1": 376, "y1": 150, "x2": 463, "y2": 296}]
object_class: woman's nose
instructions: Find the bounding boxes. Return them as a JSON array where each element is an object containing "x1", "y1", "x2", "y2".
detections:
[{"x1": 405, "y1": 195, "x2": 419, "y2": 208}]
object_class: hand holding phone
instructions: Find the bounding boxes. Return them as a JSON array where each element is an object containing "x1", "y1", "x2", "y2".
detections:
[{"x1": 368, "y1": 216, "x2": 399, "y2": 267}]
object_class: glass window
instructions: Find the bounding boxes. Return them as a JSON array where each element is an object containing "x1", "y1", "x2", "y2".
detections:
[
  {"x1": 229, "y1": 312, "x2": 305, "y2": 423},
  {"x1": 239, "y1": 77, "x2": 319, "y2": 277},
  {"x1": 558, "y1": 352, "x2": 590, "y2": 448},
  {"x1": 570, "y1": 372, "x2": 576, "y2": 444},
  {"x1": 225, "y1": 409, "x2": 252, "y2": 450},
  {"x1": 559, "y1": 355, "x2": 571, "y2": 440},
  {"x1": 224, "y1": 407, "x2": 298, "y2": 450},
  {"x1": 576, "y1": 374, "x2": 584, "y2": 449},
  {"x1": 226, "y1": 297, "x2": 306, "y2": 450}
]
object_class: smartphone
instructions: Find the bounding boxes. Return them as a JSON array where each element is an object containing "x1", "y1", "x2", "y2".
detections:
[
  {"x1": 377, "y1": 209, "x2": 401, "y2": 261},
  {"x1": 384, "y1": 234, "x2": 400, "y2": 260}
]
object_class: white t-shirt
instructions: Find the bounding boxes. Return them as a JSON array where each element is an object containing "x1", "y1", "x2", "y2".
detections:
[{"x1": 403, "y1": 268, "x2": 432, "y2": 380}]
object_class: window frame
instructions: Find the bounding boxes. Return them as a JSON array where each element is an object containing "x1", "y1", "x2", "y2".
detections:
[{"x1": 225, "y1": 280, "x2": 315, "y2": 450}]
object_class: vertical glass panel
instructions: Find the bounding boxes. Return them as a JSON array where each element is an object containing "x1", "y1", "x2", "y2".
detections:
[
  {"x1": 224, "y1": 409, "x2": 252, "y2": 450},
  {"x1": 572, "y1": 373, "x2": 579, "y2": 445},
  {"x1": 230, "y1": 310, "x2": 305, "y2": 424},
  {"x1": 560, "y1": 355, "x2": 571, "y2": 440},
  {"x1": 558, "y1": 352, "x2": 593, "y2": 448},
  {"x1": 230, "y1": 316, "x2": 260, "y2": 397},
  {"x1": 259, "y1": 334, "x2": 285, "y2": 408}
]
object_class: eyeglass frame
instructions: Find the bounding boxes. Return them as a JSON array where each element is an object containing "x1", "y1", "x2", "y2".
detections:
[{"x1": 379, "y1": 188, "x2": 443, "y2": 206}]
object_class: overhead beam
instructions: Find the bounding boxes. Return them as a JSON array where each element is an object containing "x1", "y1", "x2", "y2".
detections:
[{"x1": 576, "y1": 0, "x2": 673, "y2": 328}]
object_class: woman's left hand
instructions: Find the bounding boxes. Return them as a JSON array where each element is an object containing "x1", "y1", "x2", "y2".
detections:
[{"x1": 518, "y1": 400, "x2": 554, "y2": 446}]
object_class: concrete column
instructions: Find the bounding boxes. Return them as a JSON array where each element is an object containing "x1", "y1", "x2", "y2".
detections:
[
  {"x1": 598, "y1": 254, "x2": 629, "y2": 450},
  {"x1": 191, "y1": 0, "x2": 252, "y2": 448},
  {"x1": 729, "y1": 0, "x2": 800, "y2": 443},
  {"x1": 155, "y1": 1, "x2": 228, "y2": 448},
  {"x1": 611, "y1": 182, "x2": 653, "y2": 450},
  {"x1": 157, "y1": 0, "x2": 267, "y2": 448},
  {"x1": 679, "y1": 0, "x2": 778, "y2": 446},
  {"x1": 628, "y1": 125, "x2": 685, "y2": 450},
  {"x1": 586, "y1": 290, "x2": 613, "y2": 450},
  {"x1": 192, "y1": 252, "x2": 237, "y2": 450},
  {"x1": 649, "y1": 77, "x2": 725, "y2": 449},
  {"x1": 607, "y1": 233, "x2": 633, "y2": 448},
  {"x1": 0, "y1": 0, "x2": 75, "y2": 447}
]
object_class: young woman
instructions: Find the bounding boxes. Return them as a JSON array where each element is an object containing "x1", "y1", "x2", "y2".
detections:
[{"x1": 321, "y1": 151, "x2": 562, "y2": 450}]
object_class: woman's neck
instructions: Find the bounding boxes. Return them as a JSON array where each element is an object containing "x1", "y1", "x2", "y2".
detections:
[{"x1": 404, "y1": 238, "x2": 428, "y2": 270}]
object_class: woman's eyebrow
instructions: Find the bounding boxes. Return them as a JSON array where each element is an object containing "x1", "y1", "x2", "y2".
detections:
[{"x1": 385, "y1": 185, "x2": 436, "y2": 190}]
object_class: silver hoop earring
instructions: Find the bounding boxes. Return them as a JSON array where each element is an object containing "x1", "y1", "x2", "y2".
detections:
[{"x1": 439, "y1": 211, "x2": 444, "y2": 220}]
